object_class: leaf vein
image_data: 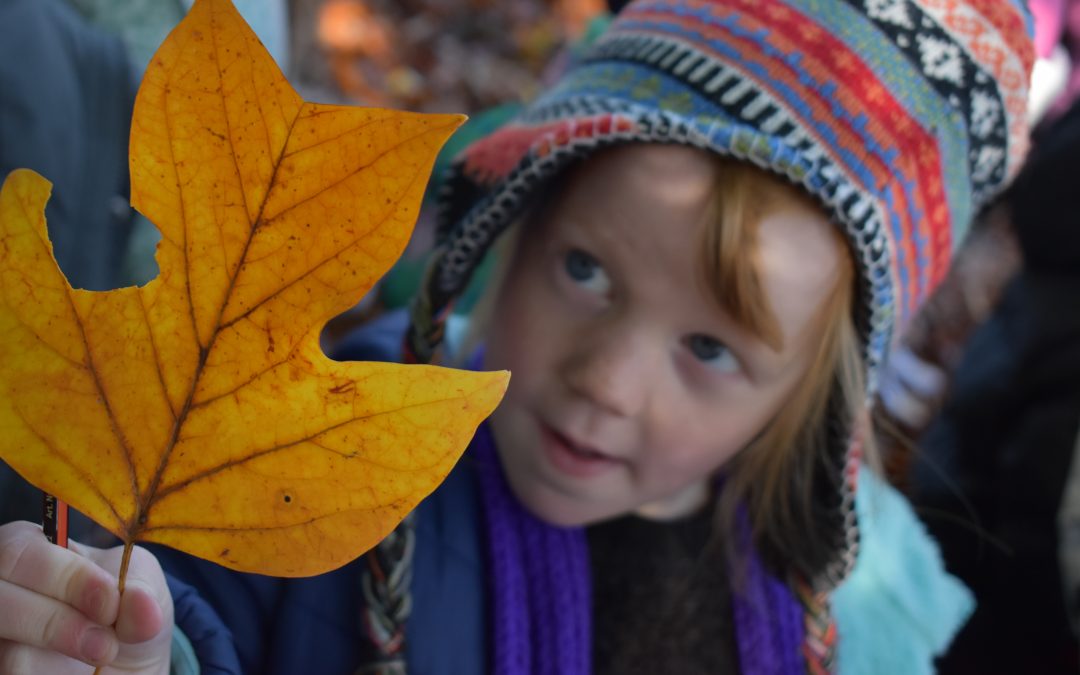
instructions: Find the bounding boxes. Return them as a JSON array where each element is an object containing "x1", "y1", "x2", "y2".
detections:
[
  {"x1": 281, "y1": 117, "x2": 381, "y2": 160},
  {"x1": 211, "y1": 6, "x2": 255, "y2": 275},
  {"x1": 153, "y1": 391, "x2": 472, "y2": 502},
  {"x1": 71, "y1": 307, "x2": 142, "y2": 513},
  {"x1": 16, "y1": 407, "x2": 125, "y2": 531},
  {"x1": 308, "y1": 439, "x2": 434, "y2": 473},
  {"x1": 137, "y1": 291, "x2": 177, "y2": 421},
  {"x1": 262, "y1": 120, "x2": 456, "y2": 223},
  {"x1": 161, "y1": 37, "x2": 201, "y2": 349},
  {"x1": 219, "y1": 128, "x2": 442, "y2": 331},
  {"x1": 190, "y1": 348, "x2": 295, "y2": 410},
  {"x1": 13, "y1": 192, "x2": 142, "y2": 509},
  {"x1": 7, "y1": 193, "x2": 86, "y2": 370},
  {"x1": 136, "y1": 93, "x2": 304, "y2": 528},
  {"x1": 240, "y1": 27, "x2": 275, "y2": 174},
  {"x1": 142, "y1": 502, "x2": 400, "y2": 534}
]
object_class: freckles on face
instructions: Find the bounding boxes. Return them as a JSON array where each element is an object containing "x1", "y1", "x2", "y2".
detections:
[{"x1": 482, "y1": 144, "x2": 844, "y2": 526}]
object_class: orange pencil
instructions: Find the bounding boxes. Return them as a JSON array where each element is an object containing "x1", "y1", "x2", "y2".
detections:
[{"x1": 43, "y1": 493, "x2": 68, "y2": 548}]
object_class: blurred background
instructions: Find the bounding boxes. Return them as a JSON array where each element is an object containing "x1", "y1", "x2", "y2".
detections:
[
  {"x1": 0, "y1": 1, "x2": 1078, "y2": 673},
  {"x1": 299, "y1": 0, "x2": 605, "y2": 112}
]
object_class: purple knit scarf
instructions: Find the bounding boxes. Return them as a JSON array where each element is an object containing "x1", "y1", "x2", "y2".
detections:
[{"x1": 470, "y1": 422, "x2": 806, "y2": 675}]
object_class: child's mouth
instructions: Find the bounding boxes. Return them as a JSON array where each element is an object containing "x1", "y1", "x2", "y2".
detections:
[{"x1": 540, "y1": 424, "x2": 624, "y2": 479}]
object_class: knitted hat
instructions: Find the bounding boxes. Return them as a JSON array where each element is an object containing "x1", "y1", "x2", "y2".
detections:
[{"x1": 409, "y1": 0, "x2": 1034, "y2": 589}]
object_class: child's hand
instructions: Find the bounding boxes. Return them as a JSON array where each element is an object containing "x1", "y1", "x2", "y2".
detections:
[{"x1": 0, "y1": 521, "x2": 173, "y2": 674}]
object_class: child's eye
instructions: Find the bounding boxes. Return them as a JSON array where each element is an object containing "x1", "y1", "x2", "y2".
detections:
[
  {"x1": 685, "y1": 334, "x2": 740, "y2": 373},
  {"x1": 564, "y1": 249, "x2": 611, "y2": 295}
]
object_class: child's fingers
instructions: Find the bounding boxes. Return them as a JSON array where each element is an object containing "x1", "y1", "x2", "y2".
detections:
[
  {"x1": 113, "y1": 577, "x2": 166, "y2": 644},
  {"x1": 0, "y1": 521, "x2": 119, "y2": 625},
  {"x1": 0, "y1": 638, "x2": 92, "y2": 675},
  {"x1": 0, "y1": 578, "x2": 118, "y2": 666},
  {"x1": 80, "y1": 545, "x2": 171, "y2": 645},
  {"x1": 0, "y1": 522, "x2": 172, "y2": 670}
]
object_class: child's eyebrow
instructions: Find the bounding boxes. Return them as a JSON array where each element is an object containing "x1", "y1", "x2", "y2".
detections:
[
  {"x1": 699, "y1": 173, "x2": 784, "y2": 352},
  {"x1": 711, "y1": 251, "x2": 781, "y2": 349},
  {"x1": 700, "y1": 159, "x2": 855, "y2": 355}
]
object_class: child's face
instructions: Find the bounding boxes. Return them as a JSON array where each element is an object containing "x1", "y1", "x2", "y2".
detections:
[{"x1": 483, "y1": 145, "x2": 844, "y2": 526}]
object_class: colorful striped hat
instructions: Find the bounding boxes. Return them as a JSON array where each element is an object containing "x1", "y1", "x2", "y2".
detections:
[{"x1": 409, "y1": 0, "x2": 1034, "y2": 588}]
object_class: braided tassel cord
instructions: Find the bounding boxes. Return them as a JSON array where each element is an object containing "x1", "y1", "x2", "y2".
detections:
[
  {"x1": 797, "y1": 577, "x2": 838, "y2": 675},
  {"x1": 359, "y1": 512, "x2": 417, "y2": 675}
]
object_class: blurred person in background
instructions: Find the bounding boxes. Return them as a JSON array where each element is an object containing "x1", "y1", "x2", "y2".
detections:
[
  {"x1": 878, "y1": 99, "x2": 1080, "y2": 674},
  {"x1": 873, "y1": 8, "x2": 1080, "y2": 670}
]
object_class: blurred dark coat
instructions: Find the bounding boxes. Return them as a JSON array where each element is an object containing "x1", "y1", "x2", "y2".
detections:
[
  {"x1": 0, "y1": 0, "x2": 137, "y2": 291},
  {"x1": 911, "y1": 101, "x2": 1080, "y2": 674}
]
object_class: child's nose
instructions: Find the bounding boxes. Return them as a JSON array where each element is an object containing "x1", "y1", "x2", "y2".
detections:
[{"x1": 560, "y1": 328, "x2": 652, "y2": 418}]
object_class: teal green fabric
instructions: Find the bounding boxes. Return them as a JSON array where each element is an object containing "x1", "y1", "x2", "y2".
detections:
[
  {"x1": 833, "y1": 467, "x2": 975, "y2": 674},
  {"x1": 170, "y1": 626, "x2": 200, "y2": 675}
]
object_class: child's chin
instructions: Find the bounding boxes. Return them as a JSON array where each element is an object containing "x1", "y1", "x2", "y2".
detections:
[{"x1": 516, "y1": 487, "x2": 624, "y2": 529}]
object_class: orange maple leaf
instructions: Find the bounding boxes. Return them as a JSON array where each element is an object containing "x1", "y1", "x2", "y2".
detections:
[{"x1": 0, "y1": 0, "x2": 507, "y2": 578}]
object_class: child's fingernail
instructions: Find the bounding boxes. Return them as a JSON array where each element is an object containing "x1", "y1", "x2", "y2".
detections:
[{"x1": 79, "y1": 626, "x2": 114, "y2": 663}]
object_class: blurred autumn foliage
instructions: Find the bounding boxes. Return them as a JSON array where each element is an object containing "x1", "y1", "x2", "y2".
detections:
[
  {"x1": 286, "y1": 0, "x2": 607, "y2": 343},
  {"x1": 312, "y1": 0, "x2": 606, "y2": 112}
]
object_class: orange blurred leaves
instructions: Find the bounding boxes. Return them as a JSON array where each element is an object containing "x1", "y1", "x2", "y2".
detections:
[
  {"x1": 315, "y1": 0, "x2": 607, "y2": 111},
  {"x1": 0, "y1": 0, "x2": 506, "y2": 576}
]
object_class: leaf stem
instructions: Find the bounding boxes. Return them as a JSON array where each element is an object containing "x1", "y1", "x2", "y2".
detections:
[
  {"x1": 91, "y1": 540, "x2": 135, "y2": 675},
  {"x1": 117, "y1": 539, "x2": 135, "y2": 596}
]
